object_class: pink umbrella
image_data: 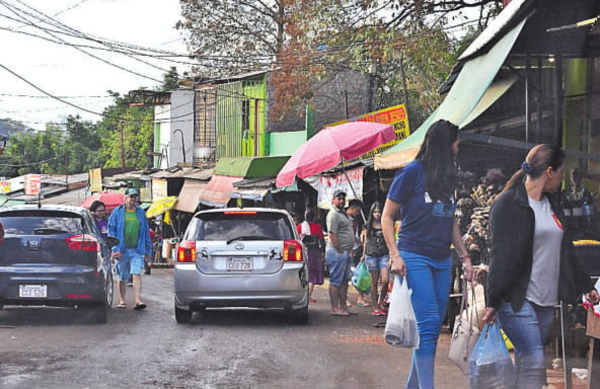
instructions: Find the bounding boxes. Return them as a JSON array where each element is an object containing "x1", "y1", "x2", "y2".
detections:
[
  {"x1": 276, "y1": 122, "x2": 396, "y2": 188},
  {"x1": 80, "y1": 192, "x2": 125, "y2": 213}
]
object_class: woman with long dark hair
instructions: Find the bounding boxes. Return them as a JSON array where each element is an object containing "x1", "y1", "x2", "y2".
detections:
[
  {"x1": 297, "y1": 208, "x2": 325, "y2": 303},
  {"x1": 483, "y1": 144, "x2": 599, "y2": 388},
  {"x1": 361, "y1": 202, "x2": 389, "y2": 315},
  {"x1": 381, "y1": 119, "x2": 473, "y2": 389}
]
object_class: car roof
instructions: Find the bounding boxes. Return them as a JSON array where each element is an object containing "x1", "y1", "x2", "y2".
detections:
[
  {"x1": 0, "y1": 204, "x2": 90, "y2": 217},
  {"x1": 195, "y1": 207, "x2": 291, "y2": 216}
]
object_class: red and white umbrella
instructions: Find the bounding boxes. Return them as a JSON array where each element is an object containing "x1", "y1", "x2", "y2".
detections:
[
  {"x1": 80, "y1": 192, "x2": 125, "y2": 213},
  {"x1": 276, "y1": 121, "x2": 396, "y2": 188}
]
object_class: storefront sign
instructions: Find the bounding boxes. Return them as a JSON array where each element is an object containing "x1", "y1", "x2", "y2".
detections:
[
  {"x1": 0, "y1": 176, "x2": 25, "y2": 194},
  {"x1": 24, "y1": 174, "x2": 41, "y2": 196},
  {"x1": 152, "y1": 178, "x2": 168, "y2": 200},
  {"x1": 89, "y1": 168, "x2": 102, "y2": 193},
  {"x1": 317, "y1": 167, "x2": 364, "y2": 210},
  {"x1": 326, "y1": 104, "x2": 410, "y2": 164}
]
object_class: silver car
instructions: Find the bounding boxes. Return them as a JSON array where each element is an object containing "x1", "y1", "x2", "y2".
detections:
[{"x1": 173, "y1": 208, "x2": 309, "y2": 324}]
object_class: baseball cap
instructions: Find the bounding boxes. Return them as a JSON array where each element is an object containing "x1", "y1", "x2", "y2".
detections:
[
  {"x1": 125, "y1": 188, "x2": 139, "y2": 197},
  {"x1": 333, "y1": 189, "x2": 346, "y2": 198}
]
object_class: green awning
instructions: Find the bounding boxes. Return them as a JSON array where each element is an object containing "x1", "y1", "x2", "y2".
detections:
[
  {"x1": 375, "y1": 17, "x2": 527, "y2": 170},
  {"x1": 214, "y1": 156, "x2": 290, "y2": 178}
]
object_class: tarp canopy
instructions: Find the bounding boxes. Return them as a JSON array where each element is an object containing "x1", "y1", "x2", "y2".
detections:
[
  {"x1": 230, "y1": 189, "x2": 269, "y2": 201},
  {"x1": 146, "y1": 196, "x2": 178, "y2": 218},
  {"x1": 374, "y1": 17, "x2": 528, "y2": 170},
  {"x1": 198, "y1": 175, "x2": 243, "y2": 208},
  {"x1": 214, "y1": 156, "x2": 290, "y2": 179},
  {"x1": 174, "y1": 178, "x2": 207, "y2": 213}
]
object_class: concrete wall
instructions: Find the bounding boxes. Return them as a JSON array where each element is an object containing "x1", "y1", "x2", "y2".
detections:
[
  {"x1": 154, "y1": 90, "x2": 195, "y2": 169},
  {"x1": 169, "y1": 90, "x2": 195, "y2": 167},
  {"x1": 267, "y1": 70, "x2": 374, "y2": 133},
  {"x1": 154, "y1": 105, "x2": 171, "y2": 169}
]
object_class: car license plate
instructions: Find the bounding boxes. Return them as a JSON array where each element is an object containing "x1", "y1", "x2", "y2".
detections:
[
  {"x1": 19, "y1": 284, "x2": 47, "y2": 298},
  {"x1": 227, "y1": 258, "x2": 252, "y2": 271}
]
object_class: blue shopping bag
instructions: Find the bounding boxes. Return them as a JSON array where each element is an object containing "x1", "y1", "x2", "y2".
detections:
[
  {"x1": 468, "y1": 323, "x2": 514, "y2": 389},
  {"x1": 351, "y1": 261, "x2": 371, "y2": 294}
]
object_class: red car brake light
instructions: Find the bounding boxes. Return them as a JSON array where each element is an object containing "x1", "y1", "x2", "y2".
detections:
[
  {"x1": 178, "y1": 240, "x2": 196, "y2": 262},
  {"x1": 223, "y1": 211, "x2": 258, "y2": 215},
  {"x1": 65, "y1": 234, "x2": 100, "y2": 252},
  {"x1": 283, "y1": 240, "x2": 303, "y2": 262}
]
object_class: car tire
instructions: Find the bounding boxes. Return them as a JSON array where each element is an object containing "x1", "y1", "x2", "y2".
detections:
[
  {"x1": 86, "y1": 274, "x2": 112, "y2": 324},
  {"x1": 290, "y1": 304, "x2": 309, "y2": 324},
  {"x1": 175, "y1": 303, "x2": 193, "y2": 324}
]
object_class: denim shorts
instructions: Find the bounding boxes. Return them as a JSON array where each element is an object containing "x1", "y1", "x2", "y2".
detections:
[
  {"x1": 115, "y1": 249, "x2": 144, "y2": 282},
  {"x1": 365, "y1": 255, "x2": 389, "y2": 271},
  {"x1": 326, "y1": 248, "x2": 351, "y2": 287}
]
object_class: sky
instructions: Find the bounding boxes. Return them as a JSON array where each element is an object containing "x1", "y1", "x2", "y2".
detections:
[{"x1": 0, "y1": 0, "x2": 189, "y2": 130}]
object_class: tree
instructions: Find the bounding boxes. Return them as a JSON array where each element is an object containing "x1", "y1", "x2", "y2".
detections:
[
  {"x1": 97, "y1": 92, "x2": 153, "y2": 170},
  {"x1": 161, "y1": 66, "x2": 180, "y2": 91},
  {"x1": 177, "y1": 0, "x2": 502, "y2": 128}
]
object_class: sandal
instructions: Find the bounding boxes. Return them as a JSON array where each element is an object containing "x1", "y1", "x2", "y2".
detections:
[
  {"x1": 330, "y1": 311, "x2": 350, "y2": 316},
  {"x1": 357, "y1": 302, "x2": 370, "y2": 307},
  {"x1": 308, "y1": 298, "x2": 317, "y2": 303},
  {"x1": 133, "y1": 302, "x2": 146, "y2": 310},
  {"x1": 116, "y1": 303, "x2": 126, "y2": 309}
]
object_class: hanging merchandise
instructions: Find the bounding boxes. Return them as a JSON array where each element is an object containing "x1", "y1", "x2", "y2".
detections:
[{"x1": 384, "y1": 276, "x2": 419, "y2": 348}]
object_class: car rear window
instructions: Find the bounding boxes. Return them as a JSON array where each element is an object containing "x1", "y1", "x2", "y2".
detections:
[
  {"x1": 186, "y1": 211, "x2": 295, "y2": 241},
  {"x1": 0, "y1": 211, "x2": 84, "y2": 236}
]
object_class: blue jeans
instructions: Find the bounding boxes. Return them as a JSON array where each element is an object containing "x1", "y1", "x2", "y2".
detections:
[
  {"x1": 497, "y1": 300, "x2": 555, "y2": 389},
  {"x1": 115, "y1": 249, "x2": 144, "y2": 282},
  {"x1": 401, "y1": 251, "x2": 452, "y2": 389},
  {"x1": 325, "y1": 249, "x2": 351, "y2": 287}
]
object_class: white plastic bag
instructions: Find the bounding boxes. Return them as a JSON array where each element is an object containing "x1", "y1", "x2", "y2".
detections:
[{"x1": 384, "y1": 276, "x2": 419, "y2": 348}]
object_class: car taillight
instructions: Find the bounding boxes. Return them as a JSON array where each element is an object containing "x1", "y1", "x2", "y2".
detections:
[
  {"x1": 178, "y1": 240, "x2": 196, "y2": 262},
  {"x1": 223, "y1": 211, "x2": 257, "y2": 215},
  {"x1": 65, "y1": 234, "x2": 100, "y2": 252},
  {"x1": 283, "y1": 240, "x2": 303, "y2": 262}
]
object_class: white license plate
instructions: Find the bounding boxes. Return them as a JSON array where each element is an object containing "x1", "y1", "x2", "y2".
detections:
[
  {"x1": 227, "y1": 258, "x2": 253, "y2": 271},
  {"x1": 19, "y1": 284, "x2": 48, "y2": 298}
]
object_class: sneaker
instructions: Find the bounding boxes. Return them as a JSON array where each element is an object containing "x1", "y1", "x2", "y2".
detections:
[
  {"x1": 372, "y1": 310, "x2": 384, "y2": 316},
  {"x1": 380, "y1": 307, "x2": 388, "y2": 316}
]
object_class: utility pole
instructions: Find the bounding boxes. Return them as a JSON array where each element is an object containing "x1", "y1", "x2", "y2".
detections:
[
  {"x1": 343, "y1": 90, "x2": 349, "y2": 119},
  {"x1": 120, "y1": 121, "x2": 125, "y2": 173}
]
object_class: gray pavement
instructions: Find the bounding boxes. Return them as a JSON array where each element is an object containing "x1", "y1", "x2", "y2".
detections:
[{"x1": 0, "y1": 268, "x2": 468, "y2": 389}]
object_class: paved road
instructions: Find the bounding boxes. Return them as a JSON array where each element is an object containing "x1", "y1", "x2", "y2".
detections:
[{"x1": 0, "y1": 269, "x2": 468, "y2": 389}]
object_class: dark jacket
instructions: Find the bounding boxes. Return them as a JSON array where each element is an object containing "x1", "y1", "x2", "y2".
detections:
[{"x1": 487, "y1": 182, "x2": 594, "y2": 312}]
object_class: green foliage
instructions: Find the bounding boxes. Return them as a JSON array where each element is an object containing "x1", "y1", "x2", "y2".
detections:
[
  {"x1": 161, "y1": 67, "x2": 180, "y2": 91},
  {"x1": 97, "y1": 92, "x2": 153, "y2": 170}
]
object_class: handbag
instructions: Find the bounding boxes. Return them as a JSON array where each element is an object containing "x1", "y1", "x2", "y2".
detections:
[
  {"x1": 469, "y1": 323, "x2": 515, "y2": 389},
  {"x1": 384, "y1": 276, "x2": 419, "y2": 348},
  {"x1": 449, "y1": 280, "x2": 481, "y2": 375}
]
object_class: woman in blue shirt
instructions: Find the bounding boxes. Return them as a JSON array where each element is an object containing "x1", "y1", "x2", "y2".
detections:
[{"x1": 382, "y1": 120, "x2": 473, "y2": 389}]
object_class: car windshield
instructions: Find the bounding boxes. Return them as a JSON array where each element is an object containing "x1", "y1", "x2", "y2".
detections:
[
  {"x1": 0, "y1": 211, "x2": 84, "y2": 236},
  {"x1": 186, "y1": 211, "x2": 294, "y2": 241}
]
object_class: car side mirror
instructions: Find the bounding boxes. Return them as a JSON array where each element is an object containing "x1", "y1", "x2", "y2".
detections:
[{"x1": 105, "y1": 236, "x2": 120, "y2": 248}]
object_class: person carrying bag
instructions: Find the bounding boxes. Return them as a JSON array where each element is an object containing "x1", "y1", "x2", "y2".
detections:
[
  {"x1": 468, "y1": 323, "x2": 514, "y2": 389},
  {"x1": 384, "y1": 276, "x2": 419, "y2": 348}
]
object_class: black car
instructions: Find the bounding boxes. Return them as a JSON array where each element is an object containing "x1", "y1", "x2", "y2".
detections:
[{"x1": 0, "y1": 205, "x2": 117, "y2": 323}]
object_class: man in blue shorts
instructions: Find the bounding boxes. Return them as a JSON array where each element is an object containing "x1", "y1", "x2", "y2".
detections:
[
  {"x1": 326, "y1": 190, "x2": 356, "y2": 316},
  {"x1": 108, "y1": 188, "x2": 152, "y2": 310}
]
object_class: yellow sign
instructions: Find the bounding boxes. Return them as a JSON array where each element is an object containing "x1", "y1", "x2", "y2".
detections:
[
  {"x1": 89, "y1": 168, "x2": 102, "y2": 193},
  {"x1": 327, "y1": 104, "x2": 410, "y2": 163}
]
